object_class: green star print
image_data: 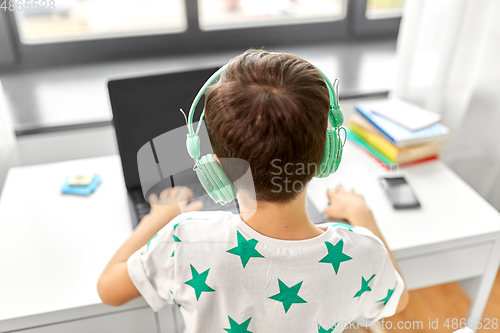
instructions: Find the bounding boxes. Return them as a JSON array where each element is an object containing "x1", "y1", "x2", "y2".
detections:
[
  {"x1": 332, "y1": 223, "x2": 355, "y2": 232},
  {"x1": 353, "y1": 274, "x2": 376, "y2": 299},
  {"x1": 147, "y1": 234, "x2": 158, "y2": 250},
  {"x1": 319, "y1": 239, "x2": 352, "y2": 274},
  {"x1": 172, "y1": 222, "x2": 182, "y2": 242},
  {"x1": 224, "y1": 316, "x2": 253, "y2": 333},
  {"x1": 185, "y1": 264, "x2": 215, "y2": 300},
  {"x1": 377, "y1": 288, "x2": 394, "y2": 305},
  {"x1": 227, "y1": 231, "x2": 264, "y2": 268},
  {"x1": 269, "y1": 279, "x2": 307, "y2": 313},
  {"x1": 318, "y1": 322, "x2": 338, "y2": 333}
]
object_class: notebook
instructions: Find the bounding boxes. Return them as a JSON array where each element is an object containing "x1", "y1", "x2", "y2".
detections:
[
  {"x1": 370, "y1": 98, "x2": 441, "y2": 131},
  {"x1": 356, "y1": 101, "x2": 450, "y2": 147}
]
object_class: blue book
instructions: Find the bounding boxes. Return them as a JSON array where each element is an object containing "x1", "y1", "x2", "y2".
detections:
[{"x1": 356, "y1": 100, "x2": 450, "y2": 147}]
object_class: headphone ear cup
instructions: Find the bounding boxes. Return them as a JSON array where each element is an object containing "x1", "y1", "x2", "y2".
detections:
[
  {"x1": 196, "y1": 154, "x2": 237, "y2": 205},
  {"x1": 315, "y1": 128, "x2": 340, "y2": 178},
  {"x1": 329, "y1": 107, "x2": 344, "y2": 128},
  {"x1": 332, "y1": 129, "x2": 343, "y2": 172}
]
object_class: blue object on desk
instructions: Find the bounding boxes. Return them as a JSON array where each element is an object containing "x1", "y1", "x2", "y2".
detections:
[
  {"x1": 356, "y1": 101, "x2": 449, "y2": 147},
  {"x1": 61, "y1": 174, "x2": 101, "y2": 195}
]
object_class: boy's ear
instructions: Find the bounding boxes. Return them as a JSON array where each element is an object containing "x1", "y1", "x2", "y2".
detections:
[{"x1": 214, "y1": 154, "x2": 222, "y2": 166}]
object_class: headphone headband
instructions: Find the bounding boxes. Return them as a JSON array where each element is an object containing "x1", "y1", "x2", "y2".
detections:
[{"x1": 187, "y1": 64, "x2": 229, "y2": 136}]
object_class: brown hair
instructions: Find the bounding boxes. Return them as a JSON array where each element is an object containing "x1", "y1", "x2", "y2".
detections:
[{"x1": 205, "y1": 49, "x2": 330, "y2": 203}]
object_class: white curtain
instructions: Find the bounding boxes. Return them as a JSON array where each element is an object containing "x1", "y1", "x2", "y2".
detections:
[
  {"x1": 392, "y1": 0, "x2": 500, "y2": 210},
  {"x1": 0, "y1": 81, "x2": 19, "y2": 193}
]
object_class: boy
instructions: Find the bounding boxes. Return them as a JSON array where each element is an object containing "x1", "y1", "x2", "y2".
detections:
[{"x1": 98, "y1": 50, "x2": 409, "y2": 332}]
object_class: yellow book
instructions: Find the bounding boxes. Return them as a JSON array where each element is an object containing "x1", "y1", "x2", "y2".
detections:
[
  {"x1": 349, "y1": 115, "x2": 441, "y2": 164},
  {"x1": 350, "y1": 121, "x2": 399, "y2": 162}
]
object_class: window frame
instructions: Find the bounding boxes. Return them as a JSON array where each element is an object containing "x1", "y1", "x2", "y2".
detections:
[
  {"x1": 349, "y1": 0, "x2": 402, "y2": 37},
  {"x1": 0, "y1": 12, "x2": 16, "y2": 65},
  {"x1": 0, "y1": 0, "x2": 401, "y2": 69}
]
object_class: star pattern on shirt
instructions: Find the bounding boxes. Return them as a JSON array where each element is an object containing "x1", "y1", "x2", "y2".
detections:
[
  {"x1": 146, "y1": 233, "x2": 158, "y2": 250},
  {"x1": 319, "y1": 239, "x2": 353, "y2": 274},
  {"x1": 353, "y1": 274, "x2": 376, "y2": 299},
  {"x1": 185, "y1": 264, "x2": 215, "y2": 300},
  {"x1": 138, "y1": 215, "x2": 393, "y2": 328},
  {"x1": 170, "y1": 290, "x2": 184, "y2": 309},
  {"x1": 318, "y1": 322, "x2": 338, "y2": 333},
  {"x1": 227, "y1": 231, "x2": 264, "y2": 268},
  {"x1": 377, "y1": 288, "x2": 394, "y2": 305},
  {"x1": 331, "y1": 223, "x2": 355, "y2": 232},
  {"x1": 224, "y1": 316, "x2": 253, "y2": 333},
  {"x1": 172, "y1": 221, "x2": 182, "y2": 242},
  {"x1": 269, "y1": 279, "x2": 307, "y2": 313}
]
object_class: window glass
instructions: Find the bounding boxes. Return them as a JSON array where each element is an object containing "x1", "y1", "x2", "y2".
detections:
[
  {"x1": 198, "y1": 0, "x2": 346, "y2": 31},
  {"x1": 15, "y1": 0, "x2": 187, "y2": 44},
  {"x1": 366, "y1": 0, "x2": 405, "y2": 19}
]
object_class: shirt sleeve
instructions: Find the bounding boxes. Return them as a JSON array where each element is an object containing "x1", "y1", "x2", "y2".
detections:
[
  {"x1": 357, "y1": 248, "x2": 406, "y2": 322},
  {"x1": 127, "y1": 219, "x2": 179, "y2": 312}
]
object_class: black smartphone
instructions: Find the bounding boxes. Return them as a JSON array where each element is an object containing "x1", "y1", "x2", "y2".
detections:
[{"x1": 379, "y1": 176, "x2": 420, "y2": 209}]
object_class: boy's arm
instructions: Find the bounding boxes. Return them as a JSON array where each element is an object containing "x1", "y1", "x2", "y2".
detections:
[
  {"x1": 97, "y1": 187, "x2": 203, "y2": 306},
  {"x1": 324, "y1": 186, "x2": 410, "y2": 315}
]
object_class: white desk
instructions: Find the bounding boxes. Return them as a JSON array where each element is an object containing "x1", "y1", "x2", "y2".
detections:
[
  {"x1": 1, "y1": 142, "x2": 500, "y2": 332},
  {"x1": 0, "y1": 156, "x2": 179, "y2": 333}
]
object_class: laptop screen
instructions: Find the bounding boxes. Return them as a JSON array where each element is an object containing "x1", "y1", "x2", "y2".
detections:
[{"x1": 108, "y1": 67, "x2": 219, "y2": 190}]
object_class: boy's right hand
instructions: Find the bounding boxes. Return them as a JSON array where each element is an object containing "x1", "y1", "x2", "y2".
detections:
[
  {"x1": 323, "y1": 185, "x2": 371, "y2": 221},
  {"x1": 149, "y1": 187, "x2": 204, "y2": 222}
]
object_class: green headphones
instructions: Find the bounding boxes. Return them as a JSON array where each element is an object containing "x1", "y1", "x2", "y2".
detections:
[{"x1": 185, "y1": 62, "x2": 345, "y2": 205}]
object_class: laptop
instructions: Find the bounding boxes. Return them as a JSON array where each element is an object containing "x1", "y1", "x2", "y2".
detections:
[{"x1": 108, "y1": 67, "x2": 326, "y2": 228}]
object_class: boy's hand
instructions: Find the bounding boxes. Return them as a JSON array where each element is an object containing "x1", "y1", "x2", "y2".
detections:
[
  {"x1": 148, "y1": 187, "x2": 204, "y2": 222},
  {"x1": 323, "y1": 185, "x2": 371, "y2": 220}
]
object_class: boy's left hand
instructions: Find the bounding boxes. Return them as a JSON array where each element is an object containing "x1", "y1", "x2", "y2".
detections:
[{"x1": 148, "y1": 187, "x2": 204, "y2": 221}]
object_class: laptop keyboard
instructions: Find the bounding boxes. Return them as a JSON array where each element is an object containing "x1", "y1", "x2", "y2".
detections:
[
  {"x1": 130, "y1": 185, "x2": 239, "y2": 222},
  {"x1": 130, "y1": 189, "x2": 151, "y2": 221}
]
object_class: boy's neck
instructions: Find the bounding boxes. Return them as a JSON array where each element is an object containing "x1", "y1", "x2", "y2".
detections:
[{"x1": 239, "y1": 191, "x2": 324, "y2": 240}]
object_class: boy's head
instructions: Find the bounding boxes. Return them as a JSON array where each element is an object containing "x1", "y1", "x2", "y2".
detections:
[{"x1": 205, "y1": 49, "x2": 330, "y2": 203}]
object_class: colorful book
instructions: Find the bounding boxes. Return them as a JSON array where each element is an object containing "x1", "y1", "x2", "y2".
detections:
[
  {"x1": 356, "y1": 100, "x2": 450, "y2": 147},
  {"x1": 347, "y1": 129, "x2": 438, "y2": 169},
  {"x1": 346, "y1": 128, "x2": 393, "y2": 166},
  {"x1": 349, "y1": 115, "x2": 441, "y2": 164}
]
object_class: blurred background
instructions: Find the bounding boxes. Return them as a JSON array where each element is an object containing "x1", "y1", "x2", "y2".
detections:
[
  {"x1": 13, "y1": 0, "x2": 403, "y2": 43},
  {"x1": 0, "y1": 0, "x2": 407, "y2": 188}
]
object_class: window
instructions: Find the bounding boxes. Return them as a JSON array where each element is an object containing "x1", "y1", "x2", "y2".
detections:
[
  {"x1": 14, "y1": 0, "x2": 187, "y2": 44},
  {"x1": 198, "y1": 0, "x2": 346, "y2": 30},
  {"x1": 0, "y1": 0, "x2": 403, "y2": 67},
  {"x1": 366, "y1": 0, "x2": 405, "y2": 19}
]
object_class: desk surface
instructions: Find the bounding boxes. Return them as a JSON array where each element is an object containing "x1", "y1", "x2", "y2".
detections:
[
  {"x1": 0, "y1": 155, "x2": 146, "y2": 331},
  {"x1": 308, "y1": 141, "x2": 500, "y2": 254},
  {"x1": 1, "y1": 142, "x2": 500, "y2": 331}
]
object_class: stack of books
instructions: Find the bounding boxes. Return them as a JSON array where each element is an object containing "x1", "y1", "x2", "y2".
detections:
[{"x1": 348, "y1": 99, "x2": 450, "y2": 169}]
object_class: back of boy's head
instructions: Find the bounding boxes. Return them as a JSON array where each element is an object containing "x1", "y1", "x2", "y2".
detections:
[{"x1": 205, "y1": 49, "x2": 330, "y2": 203}]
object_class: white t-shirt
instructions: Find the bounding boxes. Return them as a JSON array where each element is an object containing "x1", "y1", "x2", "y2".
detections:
[{"x1": 127, "y1": 211, "x2": 404, "y2": 332}]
